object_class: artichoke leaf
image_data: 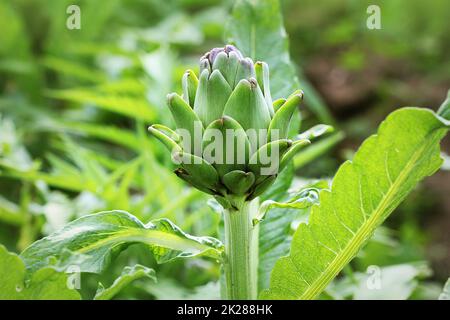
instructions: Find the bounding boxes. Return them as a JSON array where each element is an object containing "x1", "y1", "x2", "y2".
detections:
[
  {"x1": 212, "y1": 51, "x2": 241, "y2": 89},
  {"x1": 268, "y1": 91, "x2": 303, "y2": 141},
  {"x1": 279, "y1": 139, "x2": 311, "y2": 171},
  {"x1": 296, "y1": 124, "x2": 334, "y2": 141},
  {"x1": 223, "y1": 79, "x2": 271, "y2": 151},
  {"x1": 167, "y1": 93, "x2": 203, "y2": 155},
  {"x1": 194, "y1": 69, "x2": 232, "y2": 127},
  {"x1": 174, "y1": 168, "x2": 218, "y2": 195},
  {"x1": 148, "y1": 124, "x2": 182, "y2": 154},
  {"x1": 173, "y1": 152, "x2": 220, "y2": 191},
  {"x1": 255, "y1": 61, "x2": 274, "y2": 117},
  {"x1": 182, "y1": 69, "x2": 198, "y2": 107},
  {"x1": 248, "y1": 139, "x2": 292, "y2": 178},
  {"x1": 272, "y1": 98, "x2": 286, "y2": 113}
]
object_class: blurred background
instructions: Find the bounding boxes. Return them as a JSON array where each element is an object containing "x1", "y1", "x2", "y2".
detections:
[{"x1": 0, "y1": 0, "x2": 448, "y2": 299}]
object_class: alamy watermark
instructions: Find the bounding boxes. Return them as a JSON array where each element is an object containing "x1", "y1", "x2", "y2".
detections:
[
  {"x1": 366, "y1": 265, "x2": 382, "y2": 290},
  {"x1": 366, "y1": 5, "x2": 381, "y2": 30},
  {"x1": 66, "y1": 265, "x2": 81, "y2": 290},
  {"x1": 66, "y1": 5, "x2": 81, "y2": 30}
]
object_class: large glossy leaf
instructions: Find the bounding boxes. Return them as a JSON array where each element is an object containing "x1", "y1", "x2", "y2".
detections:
[
  {"x1": 21, "y1": 210, "x2": 223, "y2": 274},
  {"x1": 0, "y1": 245, "x2": 80, "y2": 300},
  {"x1": 262, "y1": 107, "x2": 450, "y2": 299},
  {"x1": 226, "y1": 0, "x2": 333, "y2": 123}
]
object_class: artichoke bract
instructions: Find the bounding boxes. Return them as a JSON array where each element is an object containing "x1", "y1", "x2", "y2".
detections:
[{"x1": 149, "y1": 45, "x2": 310, "y2": 207}]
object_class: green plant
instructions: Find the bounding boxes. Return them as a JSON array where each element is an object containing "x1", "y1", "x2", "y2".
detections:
[{"x1": 148, "y1": 44, "x2": 329, "y2": 299}]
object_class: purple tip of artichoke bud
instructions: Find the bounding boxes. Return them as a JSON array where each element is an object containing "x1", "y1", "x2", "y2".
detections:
[
  {"x1": 224, "y1": 45, "x2": 243, "y2": 58},
  {"x1": 207, "y1": 48, "x2": 223, "y2": 64},
  {"x1": 199, "y1": 58, "x2": 211, "y2": 73},
  {"x1": 201, "y1": 44, "x2": 244, "y2": 65},
  {"x1": 242, "y1": 57, "x2": 255, "y2": 70}
]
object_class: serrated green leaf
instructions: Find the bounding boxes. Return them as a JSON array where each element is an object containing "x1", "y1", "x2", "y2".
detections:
[
  {"x1": 0, "y1": 245, "x2": 80, "y2": 300},
  {"x1": 94, "y1": 264, "x2": 156, "y2": 300},
  {"x1": 21, "y1": 210, "x2": 223, "y2": 274},
  {"x1": 263, "y1": 107, "x2": 450, "y2": 299}
]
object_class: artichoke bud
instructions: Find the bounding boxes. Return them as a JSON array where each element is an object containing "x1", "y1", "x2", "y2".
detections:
[
  {"x1": 194, "y1": 69, "x2": 232, "y2": 127},
  {"x1": 149, "y1": 45, "x2": 324, "y2": 202}
]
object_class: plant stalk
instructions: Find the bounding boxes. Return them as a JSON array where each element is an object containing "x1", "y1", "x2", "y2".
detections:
[{"x1": 222, "y1": 197, "x2": 259, "y2": 300}]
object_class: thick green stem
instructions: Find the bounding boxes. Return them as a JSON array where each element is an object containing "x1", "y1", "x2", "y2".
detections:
[{"x1": 222, "y1": 198, "x2": 259, "y2": 300}]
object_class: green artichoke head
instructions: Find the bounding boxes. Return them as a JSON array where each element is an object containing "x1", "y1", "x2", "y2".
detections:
[{"x1": 149, "y1": 45, "x2": 310, "y2": 207}]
